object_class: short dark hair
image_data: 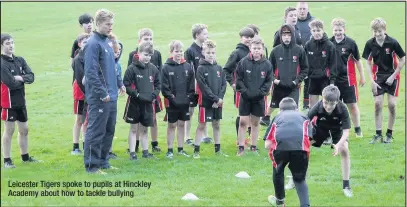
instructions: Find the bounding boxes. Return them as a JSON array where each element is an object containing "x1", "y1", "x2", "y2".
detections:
[
  {"x1": 1, "y1": 33, "x2": 13, "y2": 45},
  {"x1": 78, "y1": 13, "x2": 94, "y2": 25},
  {"x1": 322, "y1": 85, "x2": 340, "y2": 102},
  {"x1": 239, "y1": 27, "x2": 255, "y2": 38},
  {"x1": 279, "y1": 97, "x2": 297, "y2": 110},
  {"x1": 246, "y1": 24, "x2": 260, "y2": 35}
]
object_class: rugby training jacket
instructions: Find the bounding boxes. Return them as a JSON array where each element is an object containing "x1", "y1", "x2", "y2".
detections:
[
  {"x1": 72, "y1": 49, "x2": 85, "y2": 101},
  {"x1": 1, "y1": 54, "x2": 35, "y2": 109},
  {"x1": 196, "y1": 59, "x2": 227, "y2": 108},
  {"x1": 223, "y1": 43, "x2": 250, "y2": 86}
]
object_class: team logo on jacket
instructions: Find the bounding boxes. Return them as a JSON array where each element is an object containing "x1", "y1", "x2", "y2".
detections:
[
  {"x1": 293, "y1": 56, "x2": 297, "y2": 62},
  {"x1": 217, "y1": 71, "x2": 221, "y2": 77},
  {"x1": 341, "y1": 48, "x2": 347, "y2": 54},
  {"x1": 185, "y1": 70, "x2": 189, "y2": 76},
  {"x1": 261, "y1": 71, "x2": 266, "y2": 78},
  {"x1": 149, "y1": 76, "x2": 153, "y2": 82},
  {"x1": 385, "y1": 48, "x2": 390, "y2": 54},
  {"x1": 322, "y1": 51, "x2": 327, "y2": 57}
]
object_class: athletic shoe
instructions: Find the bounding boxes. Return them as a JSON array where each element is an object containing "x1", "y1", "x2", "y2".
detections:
[
  {"x1": 102, "y1": 165, "x2": 119, "y2": 170},
  {"x1": 215, "y1": 151, "x2": 229, "y2": 157},
  {"x1": 88, "y1": 169, "x2": 107, "y2": 175},
  {"x1": 383, "y1": 133, "x2": 393, "y2": 143},
  {"x1": 202, "y1": 137, "x2": 213, "y2": 144},
  {"x1": 4, "y1": 160, "x2": 16, "y2": 169},
  {"x1": 142, "y1": 153, "x2": 156, "y2": 159},
  {"x1": 260, "y1": 116, "x2": 271, "y2": 126},
  {"x1": 323, "y1": 137, "x2": 332, "y2": 145},
  {"x1": 185, "y1": 139, "x2": 194, "y2": 146},
  {"x1": 193, "y1": 152, "x2": 200, "y2": 159},
  {"x1": 178, "y1": 150, "x2": 190, "y2": 157},
  {"x1": 108, "y1": 152, "x2": 118, "y2": 159},
  {"x1": 369, "y1": 134, "x2": 383, "y2": 144},
  {"x1": 267, "y1": 195, "x2": 285, "y2": 207},
  {"x1": 129, "y1": 152, "x2": 138, "y2": 160},
  {"x1": 284, "y1": 176, "x2": 295, "y2": 190},
  {"x1": 22, "y1": 157, "x2": 43, "y2": 163},
  {"x1": 152, "y1": 146, "x2": 161, "y2": 152},
  {"x1": 236, "y1": 148, "x2": 245, "y2": 156},
  {"x1": 355, "y1": 131, "x2": 363, "y2": 138},
  {"x1": 302, "y1": 106, "x2": 309, "y2": 114},
  {"x1": 71, "y1": 149, "x2": 82, "y2": 155},
  {"x1": 166, "y1": 152, "x2": 174, "y2": 159},
  {"x1": 343, "y1": 187, "x2": 353, "y2": 197},
  {"x1": 250, "y1": 147, "x2": 260, "y2": 156}
]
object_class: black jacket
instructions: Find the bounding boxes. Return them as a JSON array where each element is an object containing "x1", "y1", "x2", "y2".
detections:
[
  {"x1": 123, "y1": 57, "x2": 160, "y2": 104},
  {"x1": 223, "y1": 43, "x2": 251, "y2": 86},
  {"x1": 236, "y1": 54, "x2": 273, "y2": 101},
  {"x1": 161, "y1": 58, "x2": 195, "y2": 109},
  {"x1": 127, "y1": 48, "x2": 162, "y2": 71},
  {"x1": 184, "y1": 42, "x2": 203, "y2": 73},
  {"x1": 196, "y1": 59, "x2": 227, "y2": 108},
  {"x1": 269, "y1": 24, "x2": 309, "y2": 90},
  {"x1": 304, "y1": 33, "x2": 337, "y2": 83},
  {"x1": 72, "y1": 50, "x2": 86, "y2": 100},
  {"x1": 273, "y1": 25, "x2": 303, "y2": 47},
  {"x1": 1, "y1": 54, "x2": 35, "y2": 109}
]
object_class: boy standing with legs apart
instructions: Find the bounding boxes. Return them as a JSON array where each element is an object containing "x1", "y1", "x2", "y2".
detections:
[
  {"x1": 305, "y1": 20, "x2": 337, "y2": 109},
  {"x1": 330, "y1": 18, "x2": 366, "y2": 138},
  {"x1": 127, "y1": 28, "x2": 162, "y2": 153},
  {"x1": 308, "y1": 85, "x2": 353, "y2": 197},
  {"x1": 362, "y1": 18, "x2": 405, "y2": 144},
  {"x1": 184, "y1": 23, "x2": 212, "y2": 145},
  {"x1": 223, "y1": 27, "x2": 255, "y2": 145},
  {"x1": 161, "y1": 40, "x2": 194, "y2": 158},
  {"x1": 267, "y1": 24, "x2": 308, "y2": 122},
  {"x1": 194, "y1": 40, "x2": 228, "y2": 158},
  {"x1": 1, "y1": 33, "x2": 40, "y2": 168},
  {"x1": 236, "y1": 36, "x2": 273, "y2": 156},
  {"x1": 123, "y1": 42, "x2": 160, "y2": 159},
  {"x1": 265, "y1": 97, "x2": 311, "y2": 207},
  {"x1": 71, "y1": 33, "x2": 91, "y2": 155}
]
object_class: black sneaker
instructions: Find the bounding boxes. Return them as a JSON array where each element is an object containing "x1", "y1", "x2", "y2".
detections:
[
  {"x1": 22, "y1": 157, "x2": 43, "y2": 163},
  {"x1": 142, "y1": 153, "x2": 156, "y2": 159},
  {"x1": 383, "y1": 133, "x2": 393, "y2": 144},
  {"x1": 4, "y1": 160, "x2": 16, "y2": 168},
  {"x1": 201, "y1": 137, "x2": 213, "y2": 144},
  {"x1": 260, "y1": 116, "x2": 270, "y2": 126},
  {"x1": 152, "y1": 146, "x2": 161, "y2": 152},
  {"x1": 185, "y1": 139, "x2": 194, "y2": 146},
  {"x1": 108, "y1": 152, "x2": 118, "y2": 159},
  {"x1": 129, "y1": 152, "x2": 138, "y2": 160},
  {"x1": 369, "y1": 134, "x2": 383, "y2": 144}
]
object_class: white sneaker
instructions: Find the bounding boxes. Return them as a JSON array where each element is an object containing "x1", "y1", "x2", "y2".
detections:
[
  {"x1": 284, "y1": 176, "x2": 295, "y2": 190},
  {"x1": 343, "y1": 187, "x2": 353, "y2": 197},
  {"x1": 267, "y1": 195, "x2": 285, "y2": 206}
]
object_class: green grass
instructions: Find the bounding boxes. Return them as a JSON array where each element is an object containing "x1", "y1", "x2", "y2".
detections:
[{"x1": 1, "y1": 2, "x2": 405, "y2": 206}]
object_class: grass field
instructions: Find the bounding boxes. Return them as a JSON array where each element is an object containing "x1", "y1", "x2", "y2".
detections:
[{"x1": 1, "y1": 2, "x2": 406, "y2": 206}]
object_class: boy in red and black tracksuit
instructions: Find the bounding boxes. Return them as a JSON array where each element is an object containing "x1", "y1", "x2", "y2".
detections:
[
  {"x1": 194, "y1": 39, "x2": 228, "y2": 158},
  {"x1": 161, "y1": 41, "x2": 195, "y2": 158},
  {"x1": 1, "y1": 33, "x2": 40, "y2": 168},
  {"x1": 263, "y1": 24, "x2": 308, "y2": 126},
  {"x1": 236, "y1": 36, "x2": 273, "y2": 155},
  {"x1": 123, "y1": 42, "x2": 161, "y2": 159},
  {"x1": 304, "y1": 20, "x2": 337, "y2": 108},
  {"x1": 264, "y1": 97, "x2": 311, "y2": 207},
  {"x1": 223, "y1": 27, "x2": 255, "y2": 140}
]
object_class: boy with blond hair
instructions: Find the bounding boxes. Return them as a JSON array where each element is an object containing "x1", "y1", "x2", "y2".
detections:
[
  {"x1": 194, "y1": 40, "x2": 228, "y2": 158},
  {"x1": 362, "y1": 18, "x2": 405, "y2": 144},
  {"x1": 123, "y1": 42, "x2": 161, "y2": 160},
  {"x1": 161, "y1": 40, "x2": 195, "y2": 158},
  {"x1": 329, "y1": 18, "x2": 366, "y2": 138},
  {"x1": 71, "y1": 33, "x2": 91, "y2": 155},
  {"x1": 223, "y1": 26, "x2": 255, "y2": 146},
  {"x1": 127, "y1": 28, "x2": 162, "y2": 153},
  {"x1": 184, "y1": 23, "x2": 212, "y2": 145},
  {"x1": 236, "y1": 36, "x2": 273, "y2": 156}
]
